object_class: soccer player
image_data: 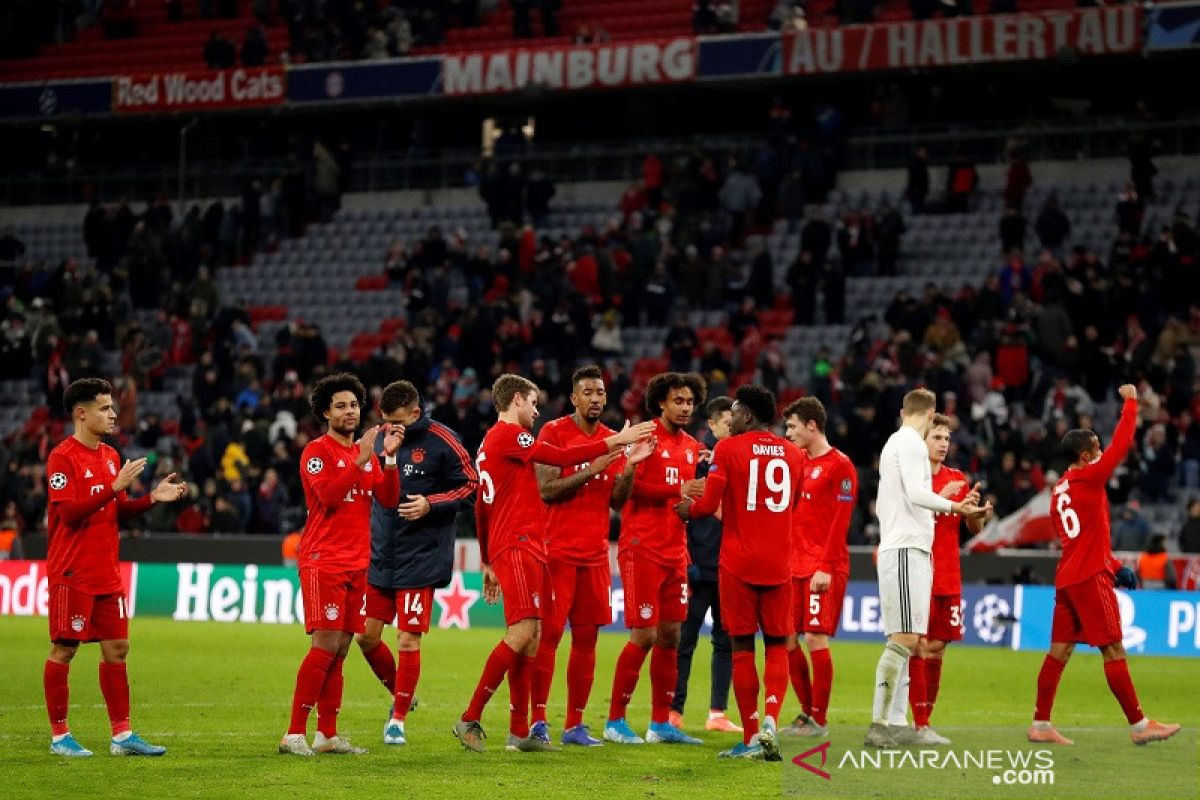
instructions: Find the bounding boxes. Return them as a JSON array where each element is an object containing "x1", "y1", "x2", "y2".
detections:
[
  {"x1": 280, "y1": 373, "x2": 402, "y2": 757},
  {"x1": 454, "y1": 374, "x2": 653, "y2": 753},
  {"x1": 604, "y1": 371, "x2": 708, "y2": 746},
  {"x1": 904, "y1": 413, "x2": 986, "y2": 745},
  {"x1": 44, "y1": 378, "x2": 187, "y2": 757},
  {"x1": 866, "y1": 388, "x2": 987, "y2": 748},
  {"x1": 356, "y1": 380, "x2": 478, "y2": 746},
  {"x1": 670, "y1": 396, "x2": 741, "y2": 735},
  {"x1": 1029, "y1": 384, "x2": 1180, "y2": 747},
  {"x1": 781, "y1": 397, "x2": 857, "y2": 739},
  {"x1": 531, "y1": 365, "x2": 656, "y2": 746},
  {"x1": 679, "y1": 384, "x2": 804, "y2": 760}
]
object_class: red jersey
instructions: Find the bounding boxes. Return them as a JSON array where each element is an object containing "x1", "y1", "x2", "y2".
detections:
[
  {"x1": 619, "y1": 418, "x2": 700, "y2": 568},
  {"x1": 475, "y1": 420, "x2": 610, "y2": 565},
  {"x1": 299, "y1": 434, "x2": 400, "y2": 573},
  {"x1": 1052, "y1": 397, "x2": 1138, "y2": 588},
  {"x1": 689, "y1": 430, "x2": 804, "y2": 586},
  {"x1": 538, "y1": 416, "x2": 625, "y2": 566},
  {"x1": 790, "y1": 447, "x2": 858, "y2": 579},
  {"x1": 46, "y1": 437, "x2": 152, "y2": 595},
  {"x1": 930, "y1": 465, "x2": 969, "y2": 595}
]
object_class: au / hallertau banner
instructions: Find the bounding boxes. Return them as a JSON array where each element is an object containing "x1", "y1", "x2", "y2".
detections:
[
  {"x1": 783, "y1": 5, "x2": 1142, "y2": 76},
  {"x1": 441, "y1": 37, "x2": 696, "y2": 97},
  {"x1": 1145, "y1": 0, "x2": 1200, "y2": 51},
  {"x1": 113, "y1": 66, "x2": 285, "y2": 113}
]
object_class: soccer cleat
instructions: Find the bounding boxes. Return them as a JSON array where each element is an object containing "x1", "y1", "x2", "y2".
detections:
[
  {"x1": 110, "y1": 733, "x2": 167, "y2": 756},
  {"x1": 278, "y1": 733, "x2": 315, "y2": 756},
  {"x1": 889, "y1": 725, "x2": 917, "y2": 745},
  {"x1": 864, "y1": 722, "x2": 899, "y2": 748},
  {"x1": 50, "y1": 734, "x2": 93, "y2": 757},
  {"x1": 384, "y1": 719, "x2": 407, "y2": 745},
  {"x1": 912, "y1": 726, "x2": 951, "y2": 746},
  {"x1": 561, "y1": 724, "x2": 603, "y2": 746},
  {"x1": 646, "y1": 721, "x2": 703, "y2": 745},
  {"x1": 530, "y1": 720, "x2": 552, "y2": 744},
  {"x1": 718, "y1": 741, "x2": 765, "y2": 760},
  {"x1": 668, "y1": 710, "x2": 684, "y2": 729},
  {"x1": 1027, "y1": 724, "x2": 1074, "y2": 745},
  {"x1": 505, "y1": 732, "x2": 559, "y2": 752},
  {"x1": 1131, "y1": 719, "x2": 1181, "y2": 746},
  {"x1": 603, "y1": 718, "x2": 645, "y2": 744},
  {"x1": 782, "y1": 712, "x2": 815, "y2": 736},
  {"x1": 453, "y1": 719, "x2": 487, "y2": 752},
  {"x1": 312, "y1": 732, "x2": 366, "y2": 754},
  {"x1": 758, "y1": 717, "x2": 781, "y2": 762},
  {"x1": 705, "y1": 711, "x2": 744, "y2": 733}
]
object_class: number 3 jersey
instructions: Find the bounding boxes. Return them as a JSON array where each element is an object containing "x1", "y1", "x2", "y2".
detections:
[
  {"x1": 1051, "y1": 397, "x2": 1138, "y2": 588},
  {"x1": 619, "y1": 418, "x2": 700, "y2": 569},
  {"x1": 689, "y1": 430, "x2": 805, "y2": 586}
]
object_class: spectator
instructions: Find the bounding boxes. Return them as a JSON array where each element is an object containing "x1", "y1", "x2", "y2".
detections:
[
  {"x1": 1180, "y1": 500, "x2": 1200, "y2": 553},
  {"x1": 0, "y1": 226, "x2": 26, "y2": 262},
  {"x1": 1139, "y1": 423, "x2": 1177, "y2": 502},
  {"x1": 1111, "y1": 501, "x2": 1151, "y2": 552},
  {"x1": 946, "y1": 155, "x2": 978, "y2": 213},
  {"x1": 511, "y1": 0, "x2": 533, "y2": 37},
  {"x1": 1003, "y1": 149, "x2": 1033, "y2": 210},
  {"x1": 241, "y1": 24, "x2": 269, "y2": 66},
  {"x1": 1136, "y1": 534, "x2": 1176, "y2": 589},
  {"x1": 591, "y1": 310, "x2": 624, "y2": 356},
  {"x1": 1035, "y1": 194, "x2": 1071, "y2": 256},
  {"x1": 665, "y1": 316, "x2": 699, "y2": 373},
  {"x1": 719, "y1": 159, "x2": 761, "y2": 245},
  {"x1": 1128, "y1": 137, "x2": 1157, "y2": 200},
  {"x1": 204, "y1": 30, "x2": 236, "y2": 69},
  {"x1": 999, "y1": 206, "x2": 1026, "y2": 253},
  {"x1": 906, "y1": 146, "x2": 930, "y2": 214},
  {"x1": 1116, "y1": 182, "x2": 1143, "y2": 236},
  {"x1": 875, "y1": 199, "x2": 904, "y2": 277}
]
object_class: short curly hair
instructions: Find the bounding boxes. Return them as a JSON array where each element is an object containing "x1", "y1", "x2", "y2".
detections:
[
  {"x1": 735, "y1": 384, "x2": 777, "y2": 426},
  {"x1": 310, "y1": 372, "x2": 366, "y2": 418},
  {"x1": 644, "y1": 372, "x2": 707, "y2": 417},
  {"x1": 380, "y1": 380, "x2": 420, "y2": 414}
]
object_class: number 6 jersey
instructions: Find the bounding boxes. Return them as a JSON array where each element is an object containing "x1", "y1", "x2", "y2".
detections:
[{"x1": 1051, "y1": 397, "x2": 1138, "y2": 588}]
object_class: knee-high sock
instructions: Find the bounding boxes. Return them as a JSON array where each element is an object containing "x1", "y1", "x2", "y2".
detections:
[
  {"x1": 392, "y1": 650, "x2": 420, "y2": 721},
  {"x1": 763, "y1": 644, "x2": 788, "y2": 725},
  {"x1": 44, "y1": 660, "x2": 70, "y2": 737},
  {"x1": 607, "y1": 642, "x2": 650, "y2": 721},
  {"x1": 289, "y1": 647, "x2": 335, "y2": 735},
  {"x1": 1033, "y1": 654, "x2": 1066, "y2": 723},
  {"x1": 909, "y1": 655, "x2": 930, "y2": 727},
  {"x1": 531, "y1": 625, "x2": 563, "y2": 725},
  {"x1": 650, "y1": 643, "x2": 678, "y2": 725},
  {"x1": 316, "y1": 654, "x2": 346, "y2": 738},
  {"x1": 464, "y1": 640, "x2": 519, "y2": 722},
  {"x1": 809, "y1": 647, "x2": 833, "y2": 726},
  {"x1": 99, "y1": 662, "x2": 131, "y2": 737},
  {"x1": 731, "y1": 650, "x2": 760, "y2": 746},
  {"x1": 565, "y1": 625, "x2": 598, "y2": 730},
  {"x1": 788, "y1": 646, "x2": 813, "y2": 717},
  {"x1": 926, "y1": 656, "x2": 943, "y2": 712},
  {"x1": 508, "y1": 653, "x2": 533, "y2": 738},
  {"x1": 871, "y1": 642, "x2": 910, "y2": 725},
  {"x1": 1103, "y1": 658, "x2": 1145, "y2": 725},
  {"x1": 888, "y1": 656, "x2": 910, "y2": 726},
  {"x1": 361, "y1": 641, "x2": 396, "y2": 695}
]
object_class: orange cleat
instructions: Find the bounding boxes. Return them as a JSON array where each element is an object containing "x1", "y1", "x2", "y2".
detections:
[
  {"x1": 1131, "y1": 720, "x2": 1181, "y2": 746},
  {"x1": 1027, "y1": 724, "x2": 1074, "y2": 745},
  {"x1": 705, "y1": 712, "x2": 744, "y2": 733},
  {"x1": 668, "y1": 711, "x2": 684, "y2": 730}
]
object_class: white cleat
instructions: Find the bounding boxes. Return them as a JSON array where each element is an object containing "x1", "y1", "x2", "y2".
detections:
[
  {"x1": 912, "y1": 726, "x2": 951, "y2": 746},
  {"x1": 278, "y1": 733, "x2": 315, "y2": 756},
  {"x1": 312, "y1": 732, "x2": 367, "y2": 754},
  {"x1": 384, "y1": 719, "x2": 407, "y2": 745}
]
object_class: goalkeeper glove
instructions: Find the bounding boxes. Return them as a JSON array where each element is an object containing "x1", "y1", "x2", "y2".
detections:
[{"x1": 1114, "y1": 566, "x2": 1137, "y2": 590}]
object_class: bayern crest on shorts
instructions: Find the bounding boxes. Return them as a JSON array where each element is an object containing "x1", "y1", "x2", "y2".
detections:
[
  {"x1": 639, "y1": 603, "x2": 653, "y2": 620},
  {"x1": 324, "y1": 604, "x2": 339, "y2": 620},
  {"x1": 70, "y1": 615, "x2": 86, "y2": 632}
]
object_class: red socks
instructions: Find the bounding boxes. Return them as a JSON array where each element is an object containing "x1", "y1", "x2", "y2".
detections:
[
  {"x1": 731, "y1": 650, "x2": 760, "y2": 746},
  {"x1": 565, "y1": 626, "x2": 598, "y2": 730},
  {"x1": 649, "y1": 643, "x2": 677, "y2": 725},
  {"x1": 1033, "y1": 654, "x2": 1066, "y2": 722},
  {"x1": 508, "y1": 654, "x2": 533, "y2": 738},
  {"x1": 909, "y1": 655, "x2": 930, "y2": 727},
  {"x1": 607, "y1": 641, "x2": 650, "y2": 721},
  {"x1": 316, "y1": 655, "x2": 345, "y2": 738},
  {"x1": 763, "y1": 644, "x2": 788, "y2": 725},
  {"x1": 393, "y1": 650, "x2": 420, "y2": 721},
  {"x1": 809, "y1": 647, "x2": 833, "y2": 726},
  {"x1": 531, "y1": 627, "x2": 563, "y2": 725},
  {"x1": 464, "y1": 640, "x2": 518, "y2": 722},
  {"x1": 926, "y1": 656, "x2": 943, "y2": 708},
  {"x1": 1103, "y1": 658, "x2": 1144, "y2": 725},
  {"x1": 98, "y1": 662, "x2": 131, "y2": 737},
  {"x1": 44, "y1": 660, "x2": 70, "y2": 737},
  {"x1": 788, "y1": 646, "x2": 813, "y2": 717},
  {"x1": 289, "y1": 647, "x2": 335, "y2": 735},
  {"x1": 362, "y1": 641, "x2": 396, "y2": 695}
]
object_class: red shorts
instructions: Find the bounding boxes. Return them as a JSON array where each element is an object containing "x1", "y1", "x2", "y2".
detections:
[
  {"x1": 926, "y1": 594, "x2": 965, "y2": 642},
  {"x1": 365, "y1": 584, "x2": 434, "y2": 633},
  {"x1": 48, "y1": 584, "x2": 129, "y2": 643},
  {"x1": 1051, "y1": 571, "x2": 1123, "y2": 647},
  {"x1": 300, "y1": 568, "x2": 367, "y2": 635},
  {"x1": 491, "y1": 547, "x2": 554, "y2": 626},
  {"x1": 548, "y1": 559, "x2": 613, "y2": 630},
  {"x1": 618, "y1": 550, "x2": 689, "y2": 628},
  {"x1": 792, "y1": 573, "x2": 848, "y2": 636},
  {"x1": 720, "y1": 571, "x2": 792, "y2": 637}
]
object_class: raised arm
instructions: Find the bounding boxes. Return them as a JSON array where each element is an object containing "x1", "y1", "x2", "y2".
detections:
[{"x1": 1091, "y1": 391, "x2": 1139, "y2": 482}]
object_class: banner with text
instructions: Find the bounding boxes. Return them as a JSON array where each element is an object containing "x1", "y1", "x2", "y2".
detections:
[
  {"x1": 782, "y1": 6, "x2": 1142, "y2": 76},
  {"x1": 0, "y1": 560, "x2": 137, "y2": 617},
  {"x1": 441, "y1": 37, "x2": 696, "y2": 97},
  {"x1": 0, "y1": 79, "x2": 112, "y2": 120},
  {"x1": 113, "y1": 66, "x2": 286, "y2": 114},
  {"x1": 287, "y1": 57, "x2": 442, "y2": 104}
]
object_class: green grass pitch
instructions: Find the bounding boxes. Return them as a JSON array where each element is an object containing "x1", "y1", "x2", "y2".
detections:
[{"x1": 0, "y1": 616, "x2": 1195, "y2": 799}]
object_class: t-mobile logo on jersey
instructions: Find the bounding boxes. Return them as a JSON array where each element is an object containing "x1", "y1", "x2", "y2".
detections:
[{"x1": 665, "y1": 467, "x2": 680, "y2": 485}]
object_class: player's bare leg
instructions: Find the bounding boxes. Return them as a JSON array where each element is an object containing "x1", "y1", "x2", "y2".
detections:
[
  {"x1": 867, "y1": 631, "x2": 918, "y2": 747},
  {"x1": 46, "y1": 641, "x2": 91, "y2": 757}
]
